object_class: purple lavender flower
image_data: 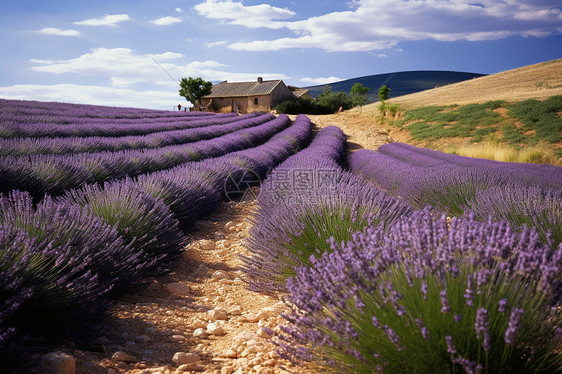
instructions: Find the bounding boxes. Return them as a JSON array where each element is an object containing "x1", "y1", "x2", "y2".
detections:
[
  {"x1": 384, "y1": 325, "x2": 400, "y2": 347},
  {"x1": 505, "y1": 308, "x2": 524, "y2": 345},
  {"x1": 475, "y1": 308, "x2": 491, "y2": 351},
  {"x1": 498, "y1": 299, "x2": 507, "y2": 313},
  {"x1": 421, "y1": 280, "x2": 428, "y2": 300},
  {"x1": 440, "y1": 289, "x2": 450, "y2": 313},
  {"x1": 445, "y1": 335, "x2": 457, "y2": 354},
  {"x1": 416, "y1": 319, "x2": 430, "y2": 340},
  {"x1": 464, "y1": 274, "x2": 474, "y2": 306}
]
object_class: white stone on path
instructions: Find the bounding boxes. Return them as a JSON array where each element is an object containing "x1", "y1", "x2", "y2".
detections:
[
  {"x1": 193, "y1": 328, "x2": 206, "y2": 337},
  {"x1": 207, "y1": 322, "x2": 226, "y2": 336},
  {"x1": 172, "y1": 352, "x2": 200, "y2": 366},
  {"x1": 209, "y1": 308, "x2": 228, "y2": 321}
]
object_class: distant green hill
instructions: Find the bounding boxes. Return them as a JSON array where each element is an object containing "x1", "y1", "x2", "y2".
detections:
[{"x1": 303, "y1": 71, "x2": 486, "y2": 101}]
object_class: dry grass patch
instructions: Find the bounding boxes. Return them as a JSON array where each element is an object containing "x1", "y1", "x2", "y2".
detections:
[{"x1": 445, "y1": 142, "x2": 562, "y2": 165}]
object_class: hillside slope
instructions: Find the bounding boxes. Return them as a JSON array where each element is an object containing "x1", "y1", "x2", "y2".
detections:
[
  {"x1": 374, "y1": 59, "x2": 562, "y2": 110},
  {"x1": 304, "y1": 70, "x2": 484, "y2": 100}
]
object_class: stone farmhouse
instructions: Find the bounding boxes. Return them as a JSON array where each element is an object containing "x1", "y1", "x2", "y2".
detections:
[{"x1": 199, "y1": 77, "x2": 310, "y2": 113}]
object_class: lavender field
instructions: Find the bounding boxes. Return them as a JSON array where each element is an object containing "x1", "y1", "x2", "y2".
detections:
[{"x1": 1, "y1": 99, "x2": 561, "y2": 373}]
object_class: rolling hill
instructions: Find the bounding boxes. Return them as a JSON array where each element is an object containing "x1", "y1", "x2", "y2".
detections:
[
  {"x1": 303, "y1": 70, "x2": 485, "y2": 100},
  {"x1": 377, "y1": 58, "x2": 562, "y2": 110}
]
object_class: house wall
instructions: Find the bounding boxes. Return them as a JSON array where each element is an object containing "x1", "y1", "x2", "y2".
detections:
[
  {"x1": 200, "y1": 81, "x2": 297, "y2": 113},
  {"x1": 201, "y1": 95, "x2": 272, "y2": 113},
  {"x1": 270, "y1": 82, "x2": 296, "y2": 107}
]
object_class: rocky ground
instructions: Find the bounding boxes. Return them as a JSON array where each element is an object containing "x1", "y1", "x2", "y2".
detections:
[{"x1": 33, "y1": 115, "x2": 393, "y2": 374}]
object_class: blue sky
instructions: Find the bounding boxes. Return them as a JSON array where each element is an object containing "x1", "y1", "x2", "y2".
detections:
[{"x1": 0, "y1": 0, "x2": 560, "y2": 109}]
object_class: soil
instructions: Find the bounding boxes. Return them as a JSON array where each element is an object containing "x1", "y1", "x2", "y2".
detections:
[{"x1": 36, "y1": 115, "x2": 393, "y2": 374}]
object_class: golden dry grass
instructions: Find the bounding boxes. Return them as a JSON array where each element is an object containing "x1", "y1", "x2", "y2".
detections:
[
  {"x1": 446, "y1": 142, "x2": 562, "y2": 166},
  {"x1": 361, "y1": 58, "x2": 562, "y2": 113}
]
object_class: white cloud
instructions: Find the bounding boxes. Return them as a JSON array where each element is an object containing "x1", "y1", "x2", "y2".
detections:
[
  {"x1": 149, "y1": 16, "x2": 182, "y2": 26},
  {"x1": 29, "y1": 58, "x2": 55, "y2": 64},
  {"x1": 194, "y1": 0, "x2": 295, "y2": 29},
  {"x1": 208, "y1": 0, "x2": 562, "y2": 52},
  {"x1": 29, "y1": 47, "x2": 288, "y2": 88},
  {"x1": 37, "y1": 27, "x2": 80, "y2": 36},
  {"x1": 175, "y1": 8, "x2": 183, "y2": 13},
  {"x1": 300, "y1": 76, "x2": 343, "y2": 85},
  {"x1": 206, "y1": 40, "x2": 227, "y2": 47},
  {"x1": 0, "y1": 84, "x2": 180, "y2": 110},
  {"x1": 74, "y1": 14, "x2": 130, "y2": 27}
]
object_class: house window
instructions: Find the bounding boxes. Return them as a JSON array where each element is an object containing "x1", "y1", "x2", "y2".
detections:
[{"x1": 254, "y1": 98, "x2": 258, "y2": 105}]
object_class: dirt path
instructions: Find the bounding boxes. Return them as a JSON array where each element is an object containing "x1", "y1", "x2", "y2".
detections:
[
  {"x1": 64, "y1": 199, "x2": 298, "y2": 374},
  {"x1": 43, "y1": 114, "x2": 393, "y2": 374},
  {"x1": 303, "y1": 113, "x2": 394, "y2": 152}
]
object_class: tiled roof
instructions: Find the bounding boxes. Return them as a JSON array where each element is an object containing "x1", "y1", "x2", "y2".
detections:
[
  {"x1": 204, "y1": 80, "x2": 283, "y2": 98},
  {"x1": 290, "y1": 88, "x2": 310, "y2": 98}
]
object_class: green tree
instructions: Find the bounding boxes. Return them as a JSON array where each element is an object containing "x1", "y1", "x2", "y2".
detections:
[
  {"x1": 350, "y1": 82, "x2": 370, "y2": 109},
  {"x1": 179, "y1": 77, "x2": 213, "y2": 110},
  {"x1": 318, "y1": 85, "x2": 353, "y2": 113},
  {"x1": 378, "y1": 85, "x2": 391, "y2": 102}
]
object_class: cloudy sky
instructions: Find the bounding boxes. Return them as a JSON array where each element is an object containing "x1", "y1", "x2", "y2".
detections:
[{"x1": 0, "y1": 0, "x2": 560, "y2": 109}]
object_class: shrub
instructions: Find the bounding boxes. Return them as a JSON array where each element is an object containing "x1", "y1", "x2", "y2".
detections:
[
  {"x1": 276, "y1": 209, "x2": 562, "y2": 373},
  {"x1": 317, "y1": 86, "x2": 353, "y2": 113},
  {"x1": 134, "y1": 172, "x2": 222, "y2": 232},
  {"x1": 244, "y1": 174, "x2": 412, "y2": 292},
  {"x1": 469, "y1": 185, "x2": 562, "y2": 246},
  {"x1": 61, "y1": 181, "x2": 186, "y2": 271},
  {"x1": 0, "y1": 205, "x2": 111, "y2": 342},
  {"x1": 275, "y1": 98, "x2": 325, "y2": 115},
  {"x1": 0, "y1": 190, "x2": 153, "y2": 297}
]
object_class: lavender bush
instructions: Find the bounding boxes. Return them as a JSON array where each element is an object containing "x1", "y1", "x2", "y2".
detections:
[
  {"x1": 60, "y1": 181, "x2": 186, "y2": 271},
  {"x1": 0, "y1": 219, "x2": 111, "y2": 343},
  {"x1": 0, "y1": 190, "x2": 155, "y2": 296},
  {"x1": 350, "y1": 146, "x2": 562, "y2": 239},
  {"x1": 468, "y1": 185, "x2": 562, "y2": 246},
  {"x1": 276, "y1": 209, "x2": 562, "y2": 373},
  {"x1": 0, "y1": 226, "x2": 34, "y2": 367}
]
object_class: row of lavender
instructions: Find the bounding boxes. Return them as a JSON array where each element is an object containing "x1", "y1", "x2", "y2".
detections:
[
  {"x1": 350, "y1": 143, "x2": 562, "y2": 246},
  {"x1": 0, "y1": 113, "x2": 289, "y2": 199},
  {"x1": 0, "y1": 99, "x2": 236, "y2": 139},
  {"x1": 0, "y1": 112, "x2": 266, "y2": 155},
  {"x1": 0, "y1": 109, "x2": 312, "y2": 368},
  {"x1": 0, "y1": 99, "x2": 212, "y2": 123},
  {"x1": 242, "y1": 137, "x2": 561, "y2": 372}
]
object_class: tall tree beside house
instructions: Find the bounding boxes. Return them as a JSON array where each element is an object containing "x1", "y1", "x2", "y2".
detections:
[{"x1": 179, "y1": 77, "x2": 213, "y2": 110}]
